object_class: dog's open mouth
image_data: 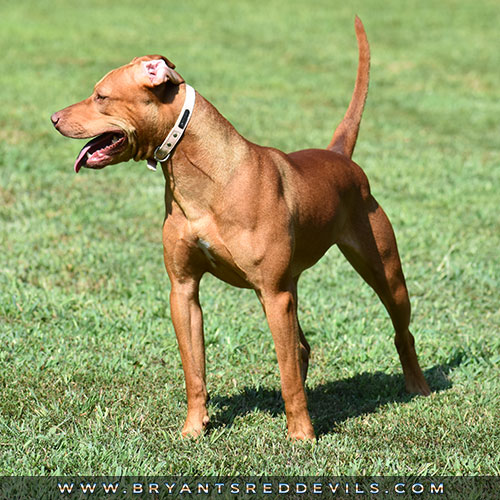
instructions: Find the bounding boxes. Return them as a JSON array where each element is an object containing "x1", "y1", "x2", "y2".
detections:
[{"x1": 74, "y1": 132, "x2": 127, "y2": 173}]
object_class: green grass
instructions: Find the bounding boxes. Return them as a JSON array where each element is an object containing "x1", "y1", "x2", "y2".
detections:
[{"x1": 1, "y1": 0, "x2": 499, "y2": 475}]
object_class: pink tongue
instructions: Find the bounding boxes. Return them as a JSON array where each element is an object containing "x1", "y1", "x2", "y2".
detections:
[
  {"x1": 73, "y1": 133, "x2": 114, "y2": 173},
  {"x1": 74, "y1": 142, "x2": 94, "y2": 173}
]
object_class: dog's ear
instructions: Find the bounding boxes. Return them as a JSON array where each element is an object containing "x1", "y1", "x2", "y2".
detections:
[{"x1": 141, "y1": 58, "x2": 184, "y2": 86}]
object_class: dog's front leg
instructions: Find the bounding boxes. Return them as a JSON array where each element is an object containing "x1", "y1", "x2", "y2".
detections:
[
  {"x1": 169, "y1": 279, "x2": 209, "y2": 438},
  {"x1": 260, "y1": 287, "x2": 315, "y2": 440}
]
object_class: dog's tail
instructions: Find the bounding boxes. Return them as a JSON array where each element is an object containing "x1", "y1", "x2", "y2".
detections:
[{"x1": 327, "y1": 16, "x2": 370, "y2": 159}]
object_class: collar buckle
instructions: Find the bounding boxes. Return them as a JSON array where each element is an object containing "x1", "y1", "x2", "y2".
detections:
[{"x1": 153, "y1": 146, "x2": 171, "y2": 163}]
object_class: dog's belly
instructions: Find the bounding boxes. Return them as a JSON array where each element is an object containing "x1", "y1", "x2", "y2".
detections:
[{"x1": 291, "y1": 220, "x2": 345, "y2": 276}]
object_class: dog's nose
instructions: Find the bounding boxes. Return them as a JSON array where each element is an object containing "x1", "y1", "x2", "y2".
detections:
[{"x1": 51, "y1": 112, "x2": 60, "y2": 127}]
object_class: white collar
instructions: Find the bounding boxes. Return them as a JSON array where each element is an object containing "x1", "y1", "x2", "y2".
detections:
[{"x1": 146, "y1": 84, "x2": 196, "y2": 171}]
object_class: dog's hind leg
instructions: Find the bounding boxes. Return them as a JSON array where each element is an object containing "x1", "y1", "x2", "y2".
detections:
[
  {"x1": 337, "y1": 195, "x2": 431, "y2": 396},
  {"x1": 293, "y1": 276, "x2": 311, "y2": 384}
]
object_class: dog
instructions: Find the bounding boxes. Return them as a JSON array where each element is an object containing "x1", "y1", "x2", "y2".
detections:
[{"x1": 51, "y1": 17, "x2": 430, "y2": 440}]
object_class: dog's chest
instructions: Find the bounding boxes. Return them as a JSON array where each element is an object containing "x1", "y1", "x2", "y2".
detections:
[{"x1": 184, "y1": 217, "x2": 252, "y2": 288}]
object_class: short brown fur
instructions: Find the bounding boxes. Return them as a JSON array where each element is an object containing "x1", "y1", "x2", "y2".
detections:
[{"x1": 52, "y1": 18, "x2": 430, "y2": 440}]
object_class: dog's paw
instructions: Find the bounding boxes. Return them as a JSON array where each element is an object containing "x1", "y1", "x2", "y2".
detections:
[
  {"x1": 287, "y1": 423, "x2": 316, "y2": 441},
  {"x1": 406, "y1": 377, "x2": 431, "y2": 397},
  {"x1": 181, "y1": 415, "x2": 210, "y2": 439}
]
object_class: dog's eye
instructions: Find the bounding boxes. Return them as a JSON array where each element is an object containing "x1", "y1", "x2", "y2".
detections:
[{"x1": 95, "y1": 93, "x2": 108, "y2": 102}]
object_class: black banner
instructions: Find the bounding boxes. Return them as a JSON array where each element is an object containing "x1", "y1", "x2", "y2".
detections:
[{"x1": 0, "y1": 476, "x2": 497, "y2": 500}]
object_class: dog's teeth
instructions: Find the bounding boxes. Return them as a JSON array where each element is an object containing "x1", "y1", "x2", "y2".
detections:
[
  {"x1": 112, "y1": 135, "x2": 119, "y2": 144},
  {"x1": 86, "y1": 152, "x2": 92, "y2": 159}
]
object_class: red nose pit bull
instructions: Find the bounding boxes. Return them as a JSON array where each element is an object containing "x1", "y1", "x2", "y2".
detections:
[{"x1": 52, "y1": 18, "x2": 430, "y2": 440}]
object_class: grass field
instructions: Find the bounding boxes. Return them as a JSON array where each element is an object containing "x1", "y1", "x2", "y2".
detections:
[{"x1": 1, "y1": 0, "x2": 499, "y2": 476}]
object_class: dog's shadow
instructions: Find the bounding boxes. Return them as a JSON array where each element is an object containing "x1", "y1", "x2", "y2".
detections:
[{"x1": 210, "y1": 352, "x2": 463, "y2": 436}]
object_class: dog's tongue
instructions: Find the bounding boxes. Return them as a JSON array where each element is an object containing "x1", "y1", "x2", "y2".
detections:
[
  {"x1": 74, "y1": 142, "x2": 93, "y2": 173},
  {"x1": 74, "y1": 134, "x2": 113, "y2": 173}
]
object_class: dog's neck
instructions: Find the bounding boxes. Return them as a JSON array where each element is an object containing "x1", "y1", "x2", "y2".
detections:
[{"x1": 161, "y1": 89, "x2": 252, "y2": 217}]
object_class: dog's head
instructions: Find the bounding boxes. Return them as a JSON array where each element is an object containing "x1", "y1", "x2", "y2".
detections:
[{"x1": 51, "y1": 56, "x2": 184, "y2": 172}]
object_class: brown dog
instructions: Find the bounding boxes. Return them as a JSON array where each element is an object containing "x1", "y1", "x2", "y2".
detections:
[{"x1": 52, "y1": 17, "x2": 430, "y2": 440}]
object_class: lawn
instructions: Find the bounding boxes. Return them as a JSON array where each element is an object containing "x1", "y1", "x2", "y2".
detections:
[{"x1": 0, "y1": 0, "x2": 499, "y2": 475}]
